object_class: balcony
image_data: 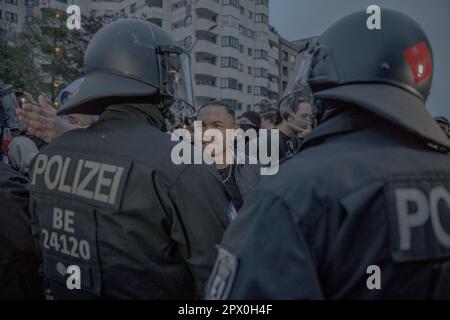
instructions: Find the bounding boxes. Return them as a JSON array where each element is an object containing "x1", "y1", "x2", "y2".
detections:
[
  {"x1": 194, "y1": 61, "x2": 219, "y2": 75},
  {"x1": 196, "y1": 7, "x2": 218, "y2": 21},
  {"x1": 220, "y1": 88, "x2": 242, "y2": 102},
  {"x1": 195, "y1": 0, "x2": 220, "y2": 14},
  {"x1": 195, "y1": 96, "x2": 220, "y2": 108},
  {"x1": 194, "y1": 39, "x2": 221, "y2": 57},
  {"x1": 195, "y1": 84, "x2": 220, "y2": 98},
  {"x1": 195, "y1": 18, "x2": 217, "y2": 32}
]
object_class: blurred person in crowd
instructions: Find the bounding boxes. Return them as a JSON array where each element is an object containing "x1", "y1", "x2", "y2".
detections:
[
  {"x1": 235, "y1": 115, "x2": 242, "y2": 128},
  {"x1": 261, "y1": 111, "x2": 276, "y2": 130},
  {"x1": 27, "y1": 19, "x2": 230, "y2": 299},
  {"x1": 197, "y1": 102, "x2": 260, "y2": 210},
  {"x1": 6, "y1": 136, "x2": 39, "y2": 177},
  {"x1": 17, "y1": 95, "x2": 75, "y2": 144},
  {"x1": 239, "y1": 111, "x2": 261, "y2": 135}
]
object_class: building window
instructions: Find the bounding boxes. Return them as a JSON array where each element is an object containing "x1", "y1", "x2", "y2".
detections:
[
  {"x1": 221, "y1": 57, "x2": 239, "y2": 69},
  {"x1": 221, "y1": 78, "x2": 239, "y2": 90},
  {"x1": 248, "y1": 67, "x2": 252, "y2": 75},
  {"x1": 221, "y1": 36, "x2": 239, "y2": 49},
  {"x1": 183, "y1": 36, "x2": 192, "y2": 48},
  {"x1": 90, "y1": 10, "x2": 98, "y2": 17},
  {"x1": 172, "y1": 16, "x2": 193, "y2": 30},
  {"x1": 223, "y1": 15, "x2": 239, "y2": 29},
  {"x1": 240, "y1": 6, "x2": 244, "y2": 15},
  {"x1": 248, "y1": 48, "x2": 253, "y2": 56},
  {"x1": 254, "y1": 86, "x2": 268, "y2": 97},
  {"x1": 254, "y1": 49, "x2": 268, "y2": 60},
  {"x1": 255, "y1": 0, "x2": 268, "y2": 6},
  {"x1": 25, "y1": 0, "x2": 35, "y2": 7},
  {"x1": 247, "y1": 86, "x2": 252, "y2": 94},
  {"x1": 222, "y1": 0, "x2": 240, "y2": 9},
  {"x1": 146, "y1": 0, "x2": 163, "y2": 7},
  {"x1": 5, "y1": 0, "x2": 18, "y2": 5},
  {"x1": 254, "y1": 68, "x2": 268, "y2": 79},
  {"x1": 196, "y1": 76, "x2": 217, "y2": 87},
  {"x1": 222, "y1": 99, "x2": 239, "y2": 110},
  {"x1": 130, "y1": 3, "x2": 137, "y2": 13},
  {"x1": 185, "y1": 15, "x2": 192, "y2": 26},
  {"x1": 5, "y1": 11, "x2": 18, "y2": 23},
  {"x1": 26, "y1": 15, "x2": 34, "y2": 24}
]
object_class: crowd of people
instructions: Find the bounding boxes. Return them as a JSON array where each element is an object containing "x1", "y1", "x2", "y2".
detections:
[{"x1": 1, "y1": 9, "x2": 450, "y2": 300}]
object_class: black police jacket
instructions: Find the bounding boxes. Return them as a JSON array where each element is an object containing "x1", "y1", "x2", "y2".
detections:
[
  {"x1": 29, "y1": 104, "x2": 231, "y2": 299},
  {"x1": 0, "y1": 162, "x2": 43, "y2": 299},
  {"x1": 206, "y1": 108, "x2": 450, "y2": 300}
]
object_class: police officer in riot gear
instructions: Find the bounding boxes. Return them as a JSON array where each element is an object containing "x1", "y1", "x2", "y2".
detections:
[
  {"x1": 206, "y1": 10, "x2": 450, "y2": 299},
  {"x1": 29, "y1": 19, "x2": 231, "y2": 299}
]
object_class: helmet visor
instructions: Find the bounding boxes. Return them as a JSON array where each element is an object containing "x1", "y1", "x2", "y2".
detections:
[
  {"x1": 279, "y1": 46, "x2": 316, "y2": 134},
  {"x1": 157, "y1": 46, "x2": 195, "y2": 119}
]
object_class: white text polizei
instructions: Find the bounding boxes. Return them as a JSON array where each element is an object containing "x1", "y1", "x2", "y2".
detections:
[{"x1": 31, "y1": 154, "x2": 124, "y2": 206}]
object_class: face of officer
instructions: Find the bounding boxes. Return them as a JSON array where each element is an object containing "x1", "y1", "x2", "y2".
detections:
[
  {"x1": 262, "y1": 117, "x2": 275, "y2": 130},
  {"x1": 283, "y1": 102, "x2": 312, "y2": 138},
  {"x1": 197, "y1": 105, "x2": 235, "y2": 161}
]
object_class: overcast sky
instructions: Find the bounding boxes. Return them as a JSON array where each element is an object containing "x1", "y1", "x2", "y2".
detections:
[{"x1": 270, "y1": 0, "x2": 450, "y2": 119}]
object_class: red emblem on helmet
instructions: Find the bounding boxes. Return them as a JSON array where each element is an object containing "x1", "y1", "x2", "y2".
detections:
[{"x1": 403, "y1": 41, "x2": 432, "y2": 85}]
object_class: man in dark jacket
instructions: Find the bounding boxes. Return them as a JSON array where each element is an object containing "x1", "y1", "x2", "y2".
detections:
[{"x1": 206, "y1": 10, "x2": 450, "y2": 300}]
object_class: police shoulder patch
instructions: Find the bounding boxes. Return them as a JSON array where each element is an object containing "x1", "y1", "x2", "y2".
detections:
[{"x1": 205, "y1": 247, "x2": 238, "y2": 300}]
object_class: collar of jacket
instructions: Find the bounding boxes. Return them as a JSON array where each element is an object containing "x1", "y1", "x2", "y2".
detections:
[
  {"x1": 100, "y1": 103, "x2": 166, "y2": 131},
  {"x1": 300, "y1": 107, "x2": 393, "y2": 152}
]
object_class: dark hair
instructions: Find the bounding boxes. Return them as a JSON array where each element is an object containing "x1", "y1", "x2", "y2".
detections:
[
  {"x1": 198, "y1": 100, "x2": 236, "y2": 120},
  {"x1": 261, "y1": 111, "x2": 276, "y2": 123}
]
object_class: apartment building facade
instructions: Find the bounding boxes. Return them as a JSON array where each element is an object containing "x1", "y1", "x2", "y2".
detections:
[{"x1": 1, "y1": 0, "x2": 296, "y2": 113}]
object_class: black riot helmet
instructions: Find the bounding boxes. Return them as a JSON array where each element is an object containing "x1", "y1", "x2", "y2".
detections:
[
  {"x1": 57, "y1": 19, "x2": 195, "y2": 122},
  {"x1": 282, "y1": 9, "x2": 450, "y2": 149}
]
